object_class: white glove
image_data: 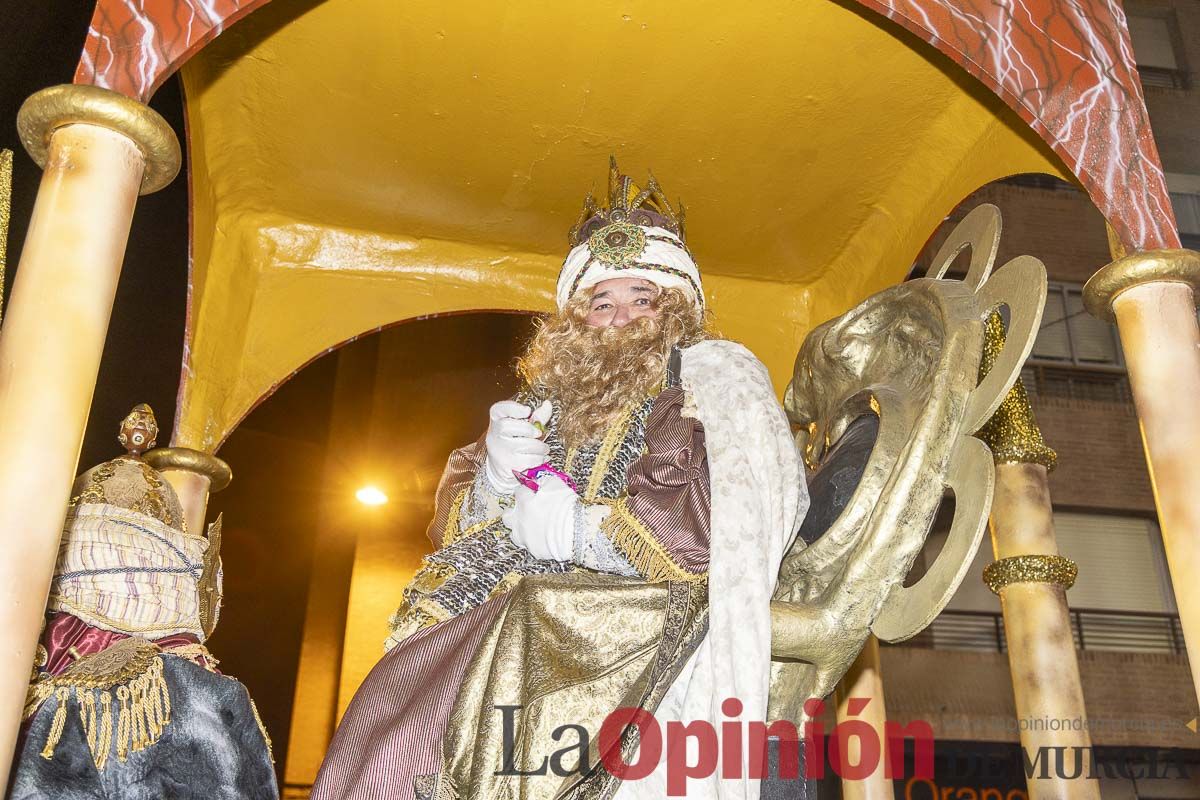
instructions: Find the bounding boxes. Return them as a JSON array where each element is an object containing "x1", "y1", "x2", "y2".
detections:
[
  {"x1": 503, "y1": 475, "x2": 578, "y2": 562},
  {"x1": 484, "y1": 400, "x2": 552, "y2": 495}
]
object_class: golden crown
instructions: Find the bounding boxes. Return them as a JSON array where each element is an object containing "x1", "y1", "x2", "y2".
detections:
[{"x1": 568, "y1": 156, "x2": 686, "y2": 247}]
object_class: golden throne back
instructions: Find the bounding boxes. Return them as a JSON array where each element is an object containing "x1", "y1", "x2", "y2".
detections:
[{"x1": 767, "y1": 204, "x2": 1048, "y2": 718}]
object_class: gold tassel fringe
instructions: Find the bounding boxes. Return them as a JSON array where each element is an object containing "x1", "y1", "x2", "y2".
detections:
[
  {"x1": 39, "y1": 688, "x2": 71, "y2": 760},
  {"x1": 31, "y1": 641, "x2": 172, "y2": 770},
  {"x1": 441, "y1": 489, "x2": 468, "y2": 546},
  {"x1": 96, "y1": 691, "x2": 113, "y2": 770},
  {"x1": 600, "y1": 499, "x2": 706, "y2": 584}
]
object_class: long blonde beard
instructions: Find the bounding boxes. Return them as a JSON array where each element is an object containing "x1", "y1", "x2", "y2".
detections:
[{"x1": 517, "y1": 288, "x2": 707, "y2": 449}]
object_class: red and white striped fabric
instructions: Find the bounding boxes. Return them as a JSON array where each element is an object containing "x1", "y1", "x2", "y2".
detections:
[{"x1": 311, "y1": 596, "x2": 510, "y2": 800}]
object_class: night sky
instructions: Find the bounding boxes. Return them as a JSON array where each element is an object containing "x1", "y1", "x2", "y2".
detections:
[{"x1": 1, "y1": 0, "x2": 189, "y2": 470}]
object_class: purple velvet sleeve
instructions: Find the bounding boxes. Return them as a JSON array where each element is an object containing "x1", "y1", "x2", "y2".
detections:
[{"x1": 620, "y1": 386, "x2": 711, "y2": 578}]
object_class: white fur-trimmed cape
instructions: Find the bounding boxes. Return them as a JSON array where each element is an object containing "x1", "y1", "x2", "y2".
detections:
[{"x1": 616, "y1": 339, "x2": 809, "y2": 799}]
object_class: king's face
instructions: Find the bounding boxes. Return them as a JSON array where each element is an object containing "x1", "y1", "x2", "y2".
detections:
[{"x1": 584, "y1": 277, "x2": 660, "y2": 329}]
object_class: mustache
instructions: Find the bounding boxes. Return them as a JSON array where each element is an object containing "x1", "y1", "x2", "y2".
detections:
[
  {"x1": 578, "y1": 320, "x2": 665, "y2": 370},
  {"x1": 591, "y1": 314, "x2": 657, "y2": 337},
  {"x1": 585, "y1": 316, "x2": 661, "y2": 350}
]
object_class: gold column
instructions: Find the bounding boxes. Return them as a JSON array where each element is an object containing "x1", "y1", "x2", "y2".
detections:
[
  {"x1": 143, "y1": 447, "x2": 233, "y2": 538},
  {"x1": 977, "y1": 315, "x2": 1100, "y2": 800},
  {"x1": 0, "y1": 85, "x2": 179, "y2": 786},
  {"x1": 1084, "y1": 249, "x2": 1200, "y2": 696},
  {"x1": 834, "y1": 637, "x2": 893, "y2": 799}
]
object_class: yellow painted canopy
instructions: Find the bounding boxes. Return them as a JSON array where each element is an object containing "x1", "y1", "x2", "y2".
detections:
[{"x1": 176, "y1": 0, "x2": 1068, "y2": 452}]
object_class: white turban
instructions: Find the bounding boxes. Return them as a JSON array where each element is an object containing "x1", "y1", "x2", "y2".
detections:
[
  {"x1": 556, "y1": 224, "x2": 703, "y2": 310},
  {"x1": 50, "y1": 503, "x2": 210, "y2": 640}
]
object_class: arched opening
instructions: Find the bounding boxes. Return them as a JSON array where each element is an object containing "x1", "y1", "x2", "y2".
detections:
[{"x1": 204, "y1": 311, "x2": 537, "y2": 787}]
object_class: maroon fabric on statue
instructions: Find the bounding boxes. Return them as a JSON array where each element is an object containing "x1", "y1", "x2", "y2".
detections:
[{"x1": 41, "y1": 612, "x2": 202, "y2": 675}]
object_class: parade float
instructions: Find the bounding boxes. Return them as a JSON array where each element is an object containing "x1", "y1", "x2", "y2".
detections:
[{"x1": 0, "y1": 0, "x2": 1196, "y2": 797}]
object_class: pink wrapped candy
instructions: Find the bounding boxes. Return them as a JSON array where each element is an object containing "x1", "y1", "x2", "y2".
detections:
[{"x1": 514, "y1": 464, "x2": 578, "y2": 493}]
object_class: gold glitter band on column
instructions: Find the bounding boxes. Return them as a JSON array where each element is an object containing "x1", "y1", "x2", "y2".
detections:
[
  {"x1": 983, "y1": 554, "x2": 1077, "y2": 594},
  {"x1": 0, "y1": 149, "x2": 10, "y2": 326},
  {"x1": 975, "y1": 311, "x2": 1057, "y2": 470}
]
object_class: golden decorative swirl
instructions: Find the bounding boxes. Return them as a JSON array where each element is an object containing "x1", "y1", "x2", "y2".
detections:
[
  {"x1": 1083, "y1": 248, "x2": 1200, "y2": 322},
  {"x1": 975, "y1": 312, "x2": 1057, "y2": 470},
  {"x1": 983, "y1": 554, "x2": 1078, "y2": 594},
  {"x1": 17, "y1": 84, "x2": 180, "y2": 194},
  {"x1": 143, "y1": 447, "x2": 233, "y2": 492},
  {"x1": 771, "y1": 203, "x2": 1050, "y2": 712}
]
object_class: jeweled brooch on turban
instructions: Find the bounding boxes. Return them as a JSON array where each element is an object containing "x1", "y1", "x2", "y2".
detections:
[{"x1": 588, "y1": 222, "x2": 647, "y2": 267}]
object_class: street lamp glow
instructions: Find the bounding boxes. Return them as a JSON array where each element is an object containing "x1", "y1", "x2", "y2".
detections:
[{"x1": 356, "y1": 486, "x2": 388, "y2": 506}]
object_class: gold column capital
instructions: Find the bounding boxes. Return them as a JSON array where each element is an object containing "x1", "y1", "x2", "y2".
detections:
[
  {"x1": 1083, "y1": 248, "x2": 1200, "y2": 322},
  {"x1": 976, "y1": 312, "x2": 1057, "y2": 470},
  {"x1": 16, "y1": 84, "x2": 180, "y2": 194},
  {"x1": 983, "y1": 554, "x2": 1078, "y2": 594},
  {"x1": 144, "y1": 447, "x2": 233, "y2": 492}
]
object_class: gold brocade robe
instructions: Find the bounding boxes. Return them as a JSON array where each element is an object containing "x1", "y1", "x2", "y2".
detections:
[{"x1": 426, "y1": 573, "x2": 707, "y2": 800}]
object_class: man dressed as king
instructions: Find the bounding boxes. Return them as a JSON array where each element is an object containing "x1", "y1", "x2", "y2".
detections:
[{"x1": 313, "y1": 159, "x2": 808, "y2": 800}]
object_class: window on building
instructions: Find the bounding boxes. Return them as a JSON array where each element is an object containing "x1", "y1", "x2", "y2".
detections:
[
  {"x1": 1126, "y1": 10, "x2": 1187, "y2": 89},
  {"x1": 1172, "y1": 191, "x2": 1200, "y2": 235},
  {"x1": 1167, "y1": 173, "x2": 1200, "y2": 249},
  {"x1": 1054, "y1": 512, "x2": 1175, "y2": 614},
  {"x1": 1029, "y1": 282, "x2": 1124, "y2": 369},
  {"x1": 933, "y1": 513, "x2": 1176, "y2": 616},
  {"x1": 912, "y1": 511, "x2": 1180, "y2": 653}
]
